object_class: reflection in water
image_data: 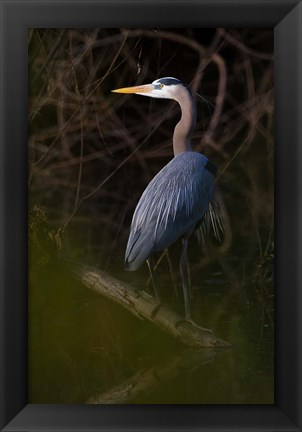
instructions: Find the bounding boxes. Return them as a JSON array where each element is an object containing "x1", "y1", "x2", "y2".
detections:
[
  {"x1": 28, "y1": 257, "x2": 273, "y2": 404},
  {"x1": 87, "y1": 348, "x2": 222, "y2": 404}
]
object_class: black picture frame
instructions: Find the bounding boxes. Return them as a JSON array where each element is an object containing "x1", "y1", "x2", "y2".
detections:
[{"x1": 1, "y1": 0, "x2": 301, "y2": 430}]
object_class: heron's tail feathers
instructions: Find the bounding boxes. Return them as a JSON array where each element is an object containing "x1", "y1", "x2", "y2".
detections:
[{"x1": 125, "y1": 228, "x2": 154, "y2": 271}]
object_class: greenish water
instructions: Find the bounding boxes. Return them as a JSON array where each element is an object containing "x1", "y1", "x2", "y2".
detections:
[{"x1": 28, "y1": 255, "x2": 274, "y2": 404}]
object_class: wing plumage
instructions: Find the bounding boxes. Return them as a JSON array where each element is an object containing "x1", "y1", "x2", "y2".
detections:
[
  {"x1": 125, "y1": 152, "x2": 216, "y2": 270},
  {"x1": 196, "y1": 188, "x2": 225, "y2": 244}
]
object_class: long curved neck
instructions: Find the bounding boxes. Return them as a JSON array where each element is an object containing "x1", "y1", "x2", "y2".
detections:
[{"x1": 173, "y1": 87, "x2": 196, "y2": 156}]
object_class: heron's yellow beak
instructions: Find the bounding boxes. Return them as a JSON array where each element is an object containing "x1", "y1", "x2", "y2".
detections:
[{"x1": 111, "y1": 84, "x2": 154, "y2": 94}]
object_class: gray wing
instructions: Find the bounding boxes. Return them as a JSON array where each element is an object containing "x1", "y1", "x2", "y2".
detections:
[
  {"x1": 125, "y1": 153, "x2": 215, "y2": 270},
  {"x1": 196, "y1": 187, "x2": 225, "y2": 244}
]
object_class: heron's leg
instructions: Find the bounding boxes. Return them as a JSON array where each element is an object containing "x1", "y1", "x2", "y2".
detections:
[
  {"x1": 146, "y1": 258, "x2": 160, "y2": 299},
  {"x1": 153, "y1": 250, "x2": 166, "y2": 271},
  {"x1": 152, "y1": 249, "x2": 178, "y2": 298},
  {"x1": 184, "y1": 249, "x2": 193, "y2": 300},
  {"x1": 179, "y1": 237, "x2": 191, "y2": 320},
  {"x1": 164, "y1": 249, "x2": 179, "y2": 299}
]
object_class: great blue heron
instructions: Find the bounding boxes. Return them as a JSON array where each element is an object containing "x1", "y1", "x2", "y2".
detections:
[{"x1": 112, "y1": 77, "x2": 224, "y2": 320}]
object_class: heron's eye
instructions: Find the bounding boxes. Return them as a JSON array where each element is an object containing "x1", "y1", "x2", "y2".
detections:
[{"x1": 159, "y1": 83, "x2": 165, "y2": 89}]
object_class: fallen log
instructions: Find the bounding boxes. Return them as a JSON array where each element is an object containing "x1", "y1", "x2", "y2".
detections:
[{"x1": 65, "y1": 260, "x2": 231, "y2": 348}]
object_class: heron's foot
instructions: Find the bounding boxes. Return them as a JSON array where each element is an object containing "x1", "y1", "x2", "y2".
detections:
[
  {"x1": 175, "y1": 319, "x2": 213, "y2": 333},
  {"x1": 188, "y1": 319, "x2": 213, "y2": 333}
]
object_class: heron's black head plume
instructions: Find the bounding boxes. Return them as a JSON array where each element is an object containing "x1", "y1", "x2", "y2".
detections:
[{"x1": 153, "y1": 77, "x2": 184, "y2": 87}]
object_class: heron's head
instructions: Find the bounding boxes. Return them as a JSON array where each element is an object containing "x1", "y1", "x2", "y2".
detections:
[{"x1": 112, "y1": 77, "x2": 188, "y2": 100}]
